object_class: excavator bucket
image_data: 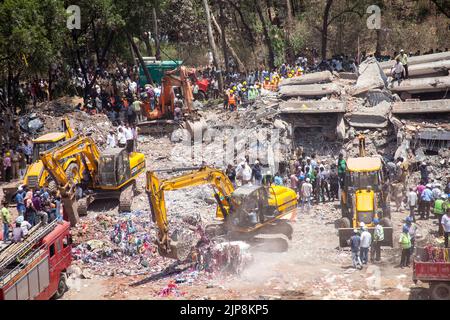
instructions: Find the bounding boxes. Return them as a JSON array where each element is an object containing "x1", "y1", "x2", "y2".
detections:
[
  {"x1": 338, "y1": 227, "x2": 393, "y2": 248},
  {"x1": 184, "y1": 118, "x2": 207, "y2": 141},
  {"x1": 137, "y1": 120, "x2": 181, "y2": 135}
]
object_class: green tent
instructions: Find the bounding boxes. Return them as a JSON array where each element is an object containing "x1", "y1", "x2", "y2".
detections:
[{"x1": 139, "y1": 60, "x2": 183, "y2": 87}]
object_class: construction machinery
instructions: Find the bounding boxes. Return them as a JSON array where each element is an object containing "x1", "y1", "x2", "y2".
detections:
[
  {"x1": 336, "y1": 135, "x2": 393, "y2": 247},
  {"x1": 138, "y1": 66, "x2": 207, "y2": 138},
  {"x1": 145, "y1": 166, "x2": 298, "y2": 261},
  {"x1": 0, "y1": 220, "x2": 72, "y2": 300},
  {"x1": 40, "y1": 135, "x2": 146, "y2": 226},
  {"x1": 2, "y1": 118, "x2": 78, "y2": 204}
]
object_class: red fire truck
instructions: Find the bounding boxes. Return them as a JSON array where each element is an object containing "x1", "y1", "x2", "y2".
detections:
[
  {"x1": 413, "y1": 246, "x2": 450, "y2": 300},
  {"x1": 0, "y1": 220, "x2": 72, "y2": 300}
]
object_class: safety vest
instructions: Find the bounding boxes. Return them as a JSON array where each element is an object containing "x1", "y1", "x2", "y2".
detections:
[
  {"x1": 399, "y1": 233, "x2": 411, "y2": 249},
  {"x1": 228, "y1": 94, "x2": 236, "y2": 105},
  {"x1": 263, "y1": 80, "x2": 270, "y2": 89},
  {"x1": 434, "y1": 199, "x2": 444, "y2": 215}
]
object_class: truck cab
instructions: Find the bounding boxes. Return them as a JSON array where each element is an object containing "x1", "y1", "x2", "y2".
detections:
[{"x1": 0, "y1": 221, "x2": 72, "y2": 300}]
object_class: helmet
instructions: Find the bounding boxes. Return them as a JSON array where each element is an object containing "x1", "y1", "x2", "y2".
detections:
[
  {"x1": 402, "y1": 225, "x2": 409, "y2": 233},
  {"x1": 359, "y1": 222, "x2": 365, "y2": 228},
  {"x1": 229, "y1": 90, "x2": 234, "y2": 93},
  {"x1": 242, "y1": 81, "x2": 247, "y2": 85},
  {"x1": 353, "y1": 229, "x2": 359, "y2": 234},
  {"x1": 265, "y1": 77, "x2": 269, "y2": 80},
  {"x1": 426, "y1": 184, "x2": 432, "y2": 188},
  {"x1": 373, "y1": 218, "x2": 379, "y2": 224},
  {"x1": 16, "y1": 216, "x2": 24, "y2": 224},
  {"x1": 441, "y1": 194, "x2": 448, "y2": 199},
  {"x1": 233, "y1": 86, "x2": 237, "y2": 90},
  {"x1": 305, "y1": 178, "x2": 310, "y2": 182},
  {"x1": 405, "y1": 216, "x2": 413, "y2": 223}
]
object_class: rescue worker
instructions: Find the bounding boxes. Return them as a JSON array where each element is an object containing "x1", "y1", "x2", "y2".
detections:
[
  {"x1": 1, "y1": 200, "x2": 12, "y2": 242},
  {"x1": 228, "y1": 90, "x2": 236, "y2": 112},
  {"x1": 395, "y1": 49, "x2": 408, "y2": 79},
  {"x1": 337, "y1": 153, "x2": 346, "y2": 188},
  {"x1": 442, "y1": 207, "x2": 450, "y2": 248},
  {"x1": 348, "y1": 229, "x2": 362, "y2": 270},
  {"x1": 404, "y1": 216, "x2": 418, "y2": 257},
  {"x1": 435, "y1": 194, "x2": 447, "y2": 236},
  {"x1": 371, "y1": 217, "x2": 384, "y2": 262},
  {"x1": 399, "y1": 225, "x2": 412, "y2": 268},
  {"x1": 360, "y1": 226, "x2": 372, "y2": 265}
]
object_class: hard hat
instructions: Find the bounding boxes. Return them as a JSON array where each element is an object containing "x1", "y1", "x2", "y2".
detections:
[
  {"x1": 405, "y1": 216, "x2": 413, "y2": 223},
  {"x1": 400, "y1": 49, "x2": 404, "y2": 52},
  {"x1": 373, "y1": 218, "x2": 379, "y2": 224},
  {"x1": 353, "y1": 229, "x2": 359, "y2": 234},
  {"x1": 421, "y1": 162, "x2": 426, "y2": 166},
  {"x1": 362, "y1": 226, "x2": 368, "y2": 231},
  {"x1": 402, "y1": 225, "x2": 409, "y2": 233},
  {"x1": 5, "y1": 152, "x2": 10, "y2": 157},
  {"x1": 16, "y1": 216, "x2": 24, "y2": 224},
  {"x1": 359, "y1": 222, "x2": 365, "y2": 228},
  {"x1": 229, "y1": 90, "x2": 233, "y2": 93},
  {"x1": 441, "y1": 194, "x2": 448, "y2": 199},
  {"x1": 233, "y1": 86, "x2": 237, "y2": 90},
  {"x1": 265, "y1": 77, "x2": 269, "y2": 80},
  {"x1": 255, "y1": 160, "x2": 259, "y2": 164},
  {"x1": 242, "y1": 81, "x2": 247, "y2": 85},
  {"x1": 305, "y1": 178, "x2": 310, "y2": 182},
  {"x1": 426, "y1": 184, "x2": 432, "y2": 188}
]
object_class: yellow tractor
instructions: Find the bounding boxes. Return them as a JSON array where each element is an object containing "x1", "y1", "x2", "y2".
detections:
[
  {"x1": 23, "y1": 118, "x2": 80, "y2": 191},
  {"x1": 40, "y1": 135, "x2": 146, "y2": 225},
  {"x1": 146, "y1": 166, "x2": 298, "y2": 260},
  {"x1": 336, "y1": 135, "x2": 393, "y2": 247}
]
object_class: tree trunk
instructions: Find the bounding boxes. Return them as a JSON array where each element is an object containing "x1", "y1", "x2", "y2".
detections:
[
  {"x1": 152, "y1": 6, "x2": 161, "y2": 60},
  {"x1": 255, "y1": 2, "x2": 275, "y2": 69},
  {"x1": 211, "y1": 12, "x2": 246, "y2": 73},
  {"x1": 142, "y1": 32, "x2": 153, "y2": 56},
  {"x1": 218, "y1": 0, "x2": 230, "y2": 74},
  {"x1": 321, "y1": 0, "x2": 333, "y2": 60},
  {"x1": 127, "y1": 32, "x2": 153, "y2": 86},
  {"x1": 202, "y1": 0, "x2": 223, "y2": 91},
  {"x1": 284, "y1": 0, "x2": 294, "y2": 63},
  {"x1": 375, "y1": 29, "x2": 382, "y2": 58}
]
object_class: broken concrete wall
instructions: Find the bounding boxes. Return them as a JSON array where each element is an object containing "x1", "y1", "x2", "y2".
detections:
[
  {"x1": 383, "y1": 60, "x2": 450, "y2": 78},
  {"x1": 279, "y1": 83, "x2": 340, "y2": 98},
  {"x1": 379, "y1": 51, "x2": 450, "y2": 69},
  {"x1": 345, "y1": 101, "x2": 392, "y2": 128},
  {"x1": 350, "y1": 57, "x2": 388, "y2": 96},
  {"x1": 279, "y1": 71, "x2": 333, "y2": 86},
  {"x1": 389, "y1": 75, "x2": 450, "y2": 94}
]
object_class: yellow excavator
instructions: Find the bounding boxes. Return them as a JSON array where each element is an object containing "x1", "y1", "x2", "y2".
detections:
[
  {"x1": 40, "y1": 135, "x2": 146, "y2": 226},
  {"x1": 336, "y1": 135, "x2": 393, "y2": 247},
  {"x1": 146, "y1": 166, "x2": 298, "y2": 260},
  {"x1": 23, "y1": 118, "x2": 79, "y2": 190}
]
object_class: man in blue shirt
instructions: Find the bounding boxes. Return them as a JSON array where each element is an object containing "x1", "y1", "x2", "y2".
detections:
[
  {"x1": 15, "y1": 187, "x2": 25, "y2": 216},
  {"x1": 421, "y1": 184, "x2": 434, "y2": 220},
  {"x1": 348, "y1": 229, "x2": 362, "y2": 269}
]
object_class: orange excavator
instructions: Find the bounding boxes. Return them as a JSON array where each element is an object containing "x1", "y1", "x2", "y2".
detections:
[{"x1": 138, "y1": 66, "x2": 207, "y2": 138}]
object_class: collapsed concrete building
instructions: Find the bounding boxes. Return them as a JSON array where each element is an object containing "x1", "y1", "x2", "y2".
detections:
[{"x1": 274, "y1": 53, "x2": 450, "y2": 170}]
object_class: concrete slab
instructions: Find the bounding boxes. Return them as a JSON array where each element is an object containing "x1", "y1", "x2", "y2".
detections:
[
  {"x1": 345, "y1": 101, "x2": 392, "y2": 128},
  {"x1": 279, "y1": 83, "x2": 340, "y2": 98},
  {"x1": 392, "y1": 99, "x2": 450, "y2": 114},
  {"x1": 389, "y1": 75, "x2": 450, "y2": 94},
  {"x1": 279, "y1": 71, "x2": 333, "y2": 86},
  {"x1": 279, "y1": 100, "x2": 346, "y2": 114}
]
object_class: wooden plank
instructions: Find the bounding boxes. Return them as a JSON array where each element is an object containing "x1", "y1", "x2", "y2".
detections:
[{"x1": 392, "y1": 99, "x2": 450, "y2": 114}]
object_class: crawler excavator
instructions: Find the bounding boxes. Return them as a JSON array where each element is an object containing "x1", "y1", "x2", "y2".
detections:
[
  {"x1": 145, "y1": 166, "x2": 298, "y2": 261},
  {"x1": 39, "y1": 135, "x2": 145, "y2": 226},
  {"x1": 138, "y1": 66, "x2": 207, "y2": 138},
  {"x1": 336, "y1": 135, "x2": 393, "y2": 247}
]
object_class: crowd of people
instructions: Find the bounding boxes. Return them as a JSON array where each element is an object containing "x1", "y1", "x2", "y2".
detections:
[
  {"x1": 1, "y1": 139, "x2": 34, "y2": 183},
  {"x1": 1, "y1": 185, "x2": 62, "y2": 243}
]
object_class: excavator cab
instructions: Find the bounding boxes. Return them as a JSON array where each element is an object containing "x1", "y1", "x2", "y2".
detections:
[{"x1": 97, "y1": 148, "x2": 131, "y2": 187}]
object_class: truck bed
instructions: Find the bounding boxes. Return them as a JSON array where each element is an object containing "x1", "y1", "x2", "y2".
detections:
[{"x1": 413, "y1": 247, "x2": 450, "y2": 282}]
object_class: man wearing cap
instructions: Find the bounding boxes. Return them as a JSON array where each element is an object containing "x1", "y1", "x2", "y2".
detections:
[
  {"x1": 404, "y1": 216, "x2": 418, "y2": 256},
  {"x1": 301, "y1": 178, "x2": 313, "y2": 213},
  {"x1": 371, "y1": 218, "x2": 384, "y2": 262},
  {"x1": 399, "y1": 225, "x2": 412, "y2": 268},
  {"x1": 421, "y1": 184, "x2": 434, "y2": 219},
  {"x1": 407, "y1": 187, "x2": 418, "y2": 222},
  {"x1": 419, "y1": 162, "x2": 428, "y2": 184},
  {"x1": 360, "y1": 225, "x2": 372, "y2": 265},
  {"x1": 395, "y1": 50, "x2": 408, "y2": 79},
  {"x1": 348, "y1": 229, "x2": 362, "y2": 269}
]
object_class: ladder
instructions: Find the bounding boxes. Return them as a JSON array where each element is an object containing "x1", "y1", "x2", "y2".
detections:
[{"x1": 0, "y1": 220, "x2": 58, "y2": 271}]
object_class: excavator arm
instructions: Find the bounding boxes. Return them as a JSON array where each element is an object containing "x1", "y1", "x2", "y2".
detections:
[
  {"x1": 40, "y1": 135, "x2": 102, "y2": 226},
  {"x1": 145, "y1": 166, "x2": 235, "y2": 260}
]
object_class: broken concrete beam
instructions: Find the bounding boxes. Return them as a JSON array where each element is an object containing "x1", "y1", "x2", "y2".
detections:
[
  {"x1": 379, "y1": 51, "x2": 450, "y2": 69},
  {"x1": 350, "y1": 57, "x2": 387, "y2": 96},
  {"x1": 345, "y1": 101, "x2": 391, "y2": 128},
  {"x1": 279, "y1": 71, "x2": 333, "y2": 86},
  {"x1": 389, "y1": 75, "x2": 450, "y2": 94},
  {"x1": 392, "y1": 99, "x2": 450, "y2": 114},
  {"x1": 278, "y1": 100, "x2": 346, "y2": 113},
  {"x1": 382, "y1": 60, "x2": 450, "y2": 77},
  {"x1": 278, "y1": 83, "x2": 340, "y2": 98},
  {"x1": 336, "y1": 114, "x2": 345, "y2": 140}
]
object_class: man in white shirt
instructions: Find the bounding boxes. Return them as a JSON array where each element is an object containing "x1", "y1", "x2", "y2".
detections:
[
  {"x1": 407, "y1": 187, "x2": 418, "y2": 222},
  {"x1": 117, "y1": 128, "x2": 127, "y2": 148},
  {"x1": 106, "y1": 131, "x2": 116, "y2": 148},
  {"x1": 124, "y1": 124, "x2": 134, "y2": 153},
  {"x1": 442, "y1": 209, "x2": 450, "y2": 248},
  {"x1": 301, "y1": 178, "x2": 313, "y2": 213},
  {"x1": 360, "y1": 226, "x2": 372, "y2": 265},
  {"x1": 390, "y1": 57, "x2": 404, "y2": 84}
]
